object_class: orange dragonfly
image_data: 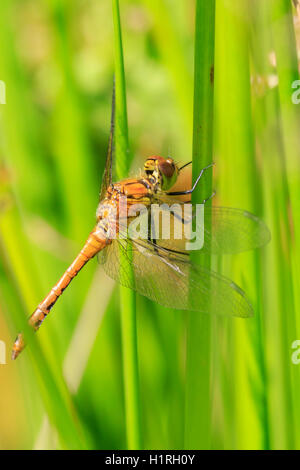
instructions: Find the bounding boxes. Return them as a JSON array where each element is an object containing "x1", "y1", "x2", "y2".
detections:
[{"x1": 12, "y1": 87, "x2": 270, "y2": 359}]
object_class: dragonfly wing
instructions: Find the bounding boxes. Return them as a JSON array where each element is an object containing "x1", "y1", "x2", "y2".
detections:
[
  {"x1": 149, "y1": 200, "x2": 271, "y2": 255},
  {"x1": 100, "y1": 81, "x2": 115, "y2": 201},
  {"x1": 98, "y1": 238, "x2": 253, "y2": 318},
  {"x1": 202, "y1": 206, "x2": 271, "y2": 254}
]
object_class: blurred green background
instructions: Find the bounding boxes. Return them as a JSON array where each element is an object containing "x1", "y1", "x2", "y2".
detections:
[{"x1": 0, "y1": 0, "x2": 300, "y2": 450}]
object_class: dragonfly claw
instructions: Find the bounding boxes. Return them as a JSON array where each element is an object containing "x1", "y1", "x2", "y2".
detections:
[{"x1": 11, "y1": 333, "x2": 25, "y2": 360}]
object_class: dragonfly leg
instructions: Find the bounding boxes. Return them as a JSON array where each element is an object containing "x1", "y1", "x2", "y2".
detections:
[
  {"x1": 149, "y1": 211, "x2": 159, "y2": 253},
  {"x1": 202, "y1": 190, "x2": 216, "y2": 204},
  {"x1": 174, "y1": 190, "x2": 216, "y2": 205},
  {"x1": 167, "y1": 162, "x2": 215, "y2": 196},
  {"x1": 172, "y1": 211, "x2": 193, "y2": 225}
]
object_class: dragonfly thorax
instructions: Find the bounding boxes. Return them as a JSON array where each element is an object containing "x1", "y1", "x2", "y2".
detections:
[
  {"x1": 96, "y1": 179, "x2": 151, "y2": 238},
  {"x1": 95, "y1": 156, "x2": 181, "y2": 239}
]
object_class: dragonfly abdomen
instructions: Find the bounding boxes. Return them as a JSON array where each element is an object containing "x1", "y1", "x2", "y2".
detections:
[{"x1": 12, "y1": 227, "x2": 108, "y2": 359}]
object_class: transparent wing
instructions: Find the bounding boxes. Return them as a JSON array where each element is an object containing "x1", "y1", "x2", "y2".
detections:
[
  {"x1": 148, "y1": 201, "x2": 271, "y2": 255},
  {"x1": 100, "y1": 80, "x2": 115, "y2": 201},
  {"x1": 202, "y1": 206, "x2": 271, "y2": 253},
  {"x1": 98, "y1": 237, "x2": 253, "y2": 318}
]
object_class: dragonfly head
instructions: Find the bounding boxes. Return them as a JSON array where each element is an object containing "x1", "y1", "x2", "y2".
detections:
[{"x1": 144, "y1": 156, "x2": 179, "y2": 190}]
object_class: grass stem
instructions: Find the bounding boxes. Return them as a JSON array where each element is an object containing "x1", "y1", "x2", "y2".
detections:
[
  {"x1": 112, "y1": 0, "x2": 142, "y2": 450},
  {"x1": 184, "y1": 0, "x2": 215, "y2": 449}
]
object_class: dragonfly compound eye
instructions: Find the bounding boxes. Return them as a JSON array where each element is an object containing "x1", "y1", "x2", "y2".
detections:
[
  {"x1": 159, "y1": 158, "x2": 179, "y2": 190},
  {"x1": 160, "y1": 159, "x2": 176, "y2": 178}
]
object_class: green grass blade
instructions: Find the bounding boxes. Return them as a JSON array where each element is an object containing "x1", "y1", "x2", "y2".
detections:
[
  {"x1": 214, "y1": 0, "x2": 270, "y2": 449},
  {"x1": 0, "y1": 0, "x2": 92, "y2": 449},
  {"x1": 140, "y1": 0, "x2": 193, "y2": 144},
  {"x1": 270, "y1": 2, "x2": 300, "y2": 447},
  {"x1": 44, "y1": 0, "x2": 97, "y2": 243},
  {"x1": 184, "y1": 0, "x2": 215, "y2": 450},
  {"x1": 0, "y1": 201, "x2": 86, "y2": 449},
  {"x1": 249, "y1": 0, "x2": 300, "y2": 448},
  {"x1": 112, "y1": 0, "x2": 142, "y2": 450}
]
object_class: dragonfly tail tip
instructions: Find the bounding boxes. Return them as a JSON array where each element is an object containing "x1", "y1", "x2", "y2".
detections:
[{"x1": 11, "y1": 333, "x2": 25, "y2": 360}]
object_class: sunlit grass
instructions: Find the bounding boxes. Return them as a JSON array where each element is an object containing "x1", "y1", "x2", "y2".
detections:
[
  {"x1": 0, "y1": 0, "x2": 299, "y2": 450},
  {"x1": 112, "y1": 0, "x2": 142, "y2": 450},
  {"x1": 184, "y1": 0, "x2": 215, "y2": 450}
]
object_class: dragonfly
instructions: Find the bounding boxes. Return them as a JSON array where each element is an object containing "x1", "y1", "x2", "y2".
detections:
[{"x1": 12, "y1": 86, "x2": 270, "y2": 359}]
